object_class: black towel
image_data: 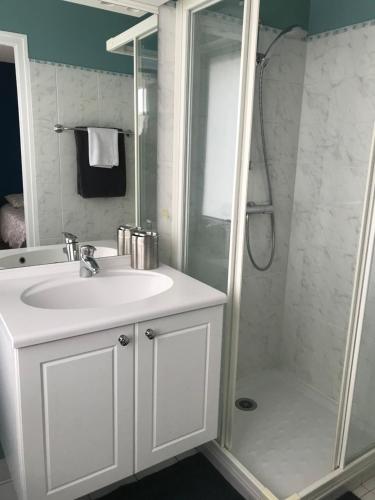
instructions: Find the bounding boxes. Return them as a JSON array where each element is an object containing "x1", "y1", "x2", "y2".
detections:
[{"x1": 74, "y1": 129, "x2": 126, "y2": 198}]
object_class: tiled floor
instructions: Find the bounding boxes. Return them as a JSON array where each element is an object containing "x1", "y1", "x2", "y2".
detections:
[
  {"x1": 1, "y1": 418, "x2": 374, "y2": 500},
  {"x1": 0, "y1": 450, "x2": 198, "y2": 500},
  {"x1": 97, "y1": 453, "x2": 243, "y2": 500},
  {"x1": 354, "y1": 476, "x2": 375, "y2": 499}
]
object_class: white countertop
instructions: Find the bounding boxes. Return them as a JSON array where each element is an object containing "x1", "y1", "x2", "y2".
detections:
[{"x1": 0, "y1": 256, "x2": 227, "y2": 348}]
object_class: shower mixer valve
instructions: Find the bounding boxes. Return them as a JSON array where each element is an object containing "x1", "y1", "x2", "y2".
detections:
[{"x1": 246, "y1": 201, "x2": 274, "y2": 215}]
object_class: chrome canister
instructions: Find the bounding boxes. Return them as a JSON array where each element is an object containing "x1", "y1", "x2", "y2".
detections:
[
  {"x1": 117, "y1": 225, "x2": 135, "y2": 256},
  {"x1": 131, "y1": 230, "x2": 159, "y2": 270}
]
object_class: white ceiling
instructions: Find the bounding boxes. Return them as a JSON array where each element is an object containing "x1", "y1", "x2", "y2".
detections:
[{"x1": 0, "y1": 45, "x2": 15, "y2": 63}]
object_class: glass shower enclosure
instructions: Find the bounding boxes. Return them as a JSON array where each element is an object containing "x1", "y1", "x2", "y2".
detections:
[
  {"x1": 178, "y1": 0, "x2": 375, "y2": 497},
  {"x1": 106, "y1": 16, "x2": 159, "y2": 230},
  {"x1": 182, "y1": 0, "x2": 245, "y2": 293},
  {"x1": 137, "y1": 31, "x2": 158, "y2": 229}
]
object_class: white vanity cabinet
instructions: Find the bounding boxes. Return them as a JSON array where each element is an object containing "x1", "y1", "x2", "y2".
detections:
[
  {"x1": 136, "y1": 308, "x2": 223, "y2": 471},
  {"x1": 1, "y1": 305, "x2": 223, "y2": 500},
  {"x1": 17, "y1": 325, "x2": 135, "y2": 500}
]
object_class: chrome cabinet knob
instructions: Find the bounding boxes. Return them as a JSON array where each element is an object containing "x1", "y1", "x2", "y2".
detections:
[
  {"x1": 145, "y1": 328, "x2": 155, "y2": 340},
  {"x1": 118, "y1": 334, "x2": 130, "y2": 347}
]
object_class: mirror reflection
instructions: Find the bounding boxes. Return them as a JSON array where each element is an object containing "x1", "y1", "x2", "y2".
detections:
[
  {"x1": 0, "y1": 4, "x2": 159, "y2": 270},
  {"x1": 138, "y1": 31, "x2": 158, "y2": 230}
]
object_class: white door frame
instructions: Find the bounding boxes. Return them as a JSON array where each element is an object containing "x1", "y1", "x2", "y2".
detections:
[{"x1": 0, "y1": 31, "x2": 38, "y2": 247}]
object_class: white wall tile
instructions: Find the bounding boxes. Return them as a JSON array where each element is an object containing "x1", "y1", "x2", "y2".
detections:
[
  {"x1": 30, "y1": 62, "x2": 135, "y2": 245},
  {"x1": 240, "y1": 23, "x2": 373, "y2": 404},
  {"x1": 281, "y1": 24, "x2": 373, "y2": 402}
]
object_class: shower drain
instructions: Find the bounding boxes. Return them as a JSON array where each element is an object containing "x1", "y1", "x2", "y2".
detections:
[{"x1": 235, "y1": 398, "x2": 258, "y2": 411}]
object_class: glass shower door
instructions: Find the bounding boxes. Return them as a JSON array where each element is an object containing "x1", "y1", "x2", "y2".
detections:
[
  {"x1": 183, "y1": 0, "x2": 245, "y2": 293},
  {"x1": 346, "y1": 243, "x2": 375, "y2": 462},
  {"x1": 137, "y1": 31, "x2": 158, "y2": 230}
]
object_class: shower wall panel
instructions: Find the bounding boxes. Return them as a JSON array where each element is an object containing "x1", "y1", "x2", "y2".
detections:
[{"x1": 281, "y1": 21, "x2": 375, "y2": 401}]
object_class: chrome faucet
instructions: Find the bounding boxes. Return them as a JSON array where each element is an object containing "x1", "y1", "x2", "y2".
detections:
[
  {"x1": 80, "y1": 245, "x2": 100, "y2": 278},
  {"x1": 62, "y1": 232, "x2": 80, "y2": 262}
]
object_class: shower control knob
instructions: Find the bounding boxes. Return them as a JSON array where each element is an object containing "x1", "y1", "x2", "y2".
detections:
[
  {"x1": 145, "y1": 328, "x2": 155, "y2": 340},
  {"x1": 118, "y1": 334, "x2": 130, "y2": 347}
]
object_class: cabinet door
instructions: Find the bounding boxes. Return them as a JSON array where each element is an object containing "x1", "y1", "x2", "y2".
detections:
[
  {"x1": 135, "y1": 306, "x2": 223, "y2": 472},
  {"x1": 18, "y1": 326, "x2": 134, "y2": 500}
]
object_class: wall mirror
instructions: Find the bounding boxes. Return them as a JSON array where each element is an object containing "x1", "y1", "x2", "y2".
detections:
[{"x1": 0, "y1": 2, "x2": 160, "y2": 270}]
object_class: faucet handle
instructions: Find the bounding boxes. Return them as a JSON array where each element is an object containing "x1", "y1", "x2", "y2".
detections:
[
  {"x1": 62, "y1": 232, "x2": 78, "y2": 243},
  {"x1": 80, "y1": 245, "x2": 96, "y2": 258}
]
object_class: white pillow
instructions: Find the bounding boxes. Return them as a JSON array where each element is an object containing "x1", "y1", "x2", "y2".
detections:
[{"x1": 5, "y1": 193, "x2": 24, "y2": 208}]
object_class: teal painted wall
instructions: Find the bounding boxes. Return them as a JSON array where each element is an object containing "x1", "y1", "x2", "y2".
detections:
[
  {"x1": 0, "y1": 0, "x2": 142, "y2": 74},
  {"x1": 261, "y1": 0, "x2": 375, "y2": 34},
  {"x1": 260, "y1": 0, "x2": 310, "y2": 31},
  {"x1": 309, "y1": 0, "x2": 375, "y2": 34}
]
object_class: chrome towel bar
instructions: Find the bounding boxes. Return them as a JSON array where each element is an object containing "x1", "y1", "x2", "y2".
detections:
[{"x1": 53, "y1": 124, "x2": 134, "y2": 137}]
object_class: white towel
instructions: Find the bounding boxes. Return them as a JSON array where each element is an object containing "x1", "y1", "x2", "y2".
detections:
[{"x1": 87, "y1": 127, "x2": 119, "y2": 168}]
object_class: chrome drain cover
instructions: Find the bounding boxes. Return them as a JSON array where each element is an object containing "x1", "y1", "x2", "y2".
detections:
[{"x1": 235, "y1": 398, "x2": 258, "y2": 411}]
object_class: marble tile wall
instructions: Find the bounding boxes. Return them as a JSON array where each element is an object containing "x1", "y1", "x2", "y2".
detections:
[
  {"x1": 30, "y1": 61, "x2": 135, "y2": 246},
  {"x1": 237, "y1": 27, "x2": 307, "y2": 381},
  {"x1": 281, "y1": 23, "x2": 375, "y2": 401}
]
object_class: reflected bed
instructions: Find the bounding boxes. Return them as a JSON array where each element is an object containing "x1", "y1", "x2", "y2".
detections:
[{"x1": 0, "y1": 203, "x2": 26, "y2": 249}]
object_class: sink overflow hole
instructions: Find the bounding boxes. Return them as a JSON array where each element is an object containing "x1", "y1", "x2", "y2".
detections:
[{"x1": 235, "y1": 398, "x2": 257, "y2": 411}]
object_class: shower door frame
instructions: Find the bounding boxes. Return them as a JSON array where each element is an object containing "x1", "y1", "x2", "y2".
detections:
[
  {"x1": 172, "y1": 0, "x2": 259, "y2": 447},
  {"x1": 173, "y1": 0, "x2": 256, "y2": 430},
  {"x1": 172, "y1": 0, "x2": 277, "y2": 496},
  {"x1": 334, "y1": 125, "x2": 375, "y2": 468},
  {"x1": 172, "y1": 0, "x2": 375, "y2": 496}
]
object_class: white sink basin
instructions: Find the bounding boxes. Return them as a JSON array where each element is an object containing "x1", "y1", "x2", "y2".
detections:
[{"x1": 21, "y1": 270, "x2": 173, "y2": 310}]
